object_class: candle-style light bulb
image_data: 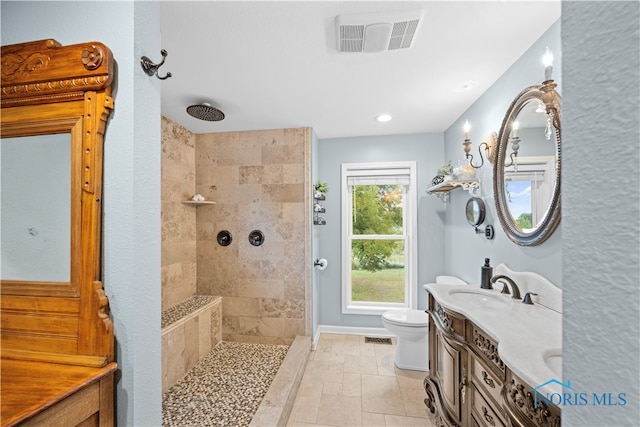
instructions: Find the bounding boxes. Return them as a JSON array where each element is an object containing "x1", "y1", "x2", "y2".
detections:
[
  {"x1": 543, "y1": 46, "x2": 554, "y2": 81},
  {"x1": 512, "y1": 121, "x2": 519, "y2": 138},
  {"x1": 463, "y1": 120, "x2": 470, "y2": 139}
]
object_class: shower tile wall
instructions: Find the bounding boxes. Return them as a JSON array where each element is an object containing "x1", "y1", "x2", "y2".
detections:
[
  {"x1": 196, "y1": 128, "x2": 311, "y2": 345},
  {"x1": 161, "y1": 117, "x2": 197, "y2": 311}
]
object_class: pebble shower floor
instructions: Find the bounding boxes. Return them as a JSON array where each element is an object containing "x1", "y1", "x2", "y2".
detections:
[{"x1": 162, "y1": 341, "x2": 289, "y2": 426}]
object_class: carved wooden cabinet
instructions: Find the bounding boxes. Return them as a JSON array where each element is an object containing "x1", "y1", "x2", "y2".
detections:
[
  {"x1": 425, "y1": 301, "x2": 469, "y2": 426},
  {"x1": 504, "y1": 371, "x2": 562, "y2": 427},
  {"x1": 424, "y1": 293, "x2": 561, "y2": 427},
  {"x1": 468, "y1": 325, "x2": 507, "y2": 427},
  {"x1": 1, "y1": 39, "x2": 116, "y2": 426}
]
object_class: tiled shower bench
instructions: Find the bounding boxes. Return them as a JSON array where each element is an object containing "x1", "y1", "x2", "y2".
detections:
[{"x1": 161, "y1": 295, "x2": 222, "y2": 393}]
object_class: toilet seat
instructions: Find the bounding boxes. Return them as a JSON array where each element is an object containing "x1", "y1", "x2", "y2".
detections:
[{"x1": 382, "y1": 309, "x2": 428, "y2": 327}]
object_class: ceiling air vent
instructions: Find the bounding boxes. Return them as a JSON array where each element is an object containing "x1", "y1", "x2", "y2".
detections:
[{"x1": 336, "y1": 9, "x2": 423, "y2": 53}]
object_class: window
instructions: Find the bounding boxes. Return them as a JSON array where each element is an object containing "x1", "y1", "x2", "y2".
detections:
[
  {"x1": 505, "y1": 156, "x2": 555, "y2": 231},
  {"x1": 341, "y1": 162, "x2": 417, "y2": 315}
]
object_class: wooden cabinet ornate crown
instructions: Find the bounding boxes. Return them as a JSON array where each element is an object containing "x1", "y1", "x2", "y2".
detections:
[{"x1": 1, "y1": 39, "x2": 117, "y2": 426}]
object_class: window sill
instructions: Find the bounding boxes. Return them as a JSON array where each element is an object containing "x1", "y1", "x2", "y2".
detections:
[{"x1": 343, "y1": 303, "x2": 408, "y2": 316}]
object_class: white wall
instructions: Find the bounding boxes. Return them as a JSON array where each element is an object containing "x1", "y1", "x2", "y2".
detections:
[
  {"x1": 563, "y1": 2, "x2": 639, "y2": 425},
  {"x1": 1, "y1": 2, "x2": 163, "y2": 425},
  {"x1": 443, "y1": 20, "x2": 562, "y2": 287}
]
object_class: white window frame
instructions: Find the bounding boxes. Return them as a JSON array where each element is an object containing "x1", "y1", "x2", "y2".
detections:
[
  {"x1": 341, "y1": 161, "x2": 417, "y2": 315},
  {"x1": 505, "y1": 155, "x2": 555, "y2": 229}
]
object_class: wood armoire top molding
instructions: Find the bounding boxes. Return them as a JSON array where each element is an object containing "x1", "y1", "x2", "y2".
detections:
[{"x1": 1, "y1": 39, "x2": 114, "y2": 106}]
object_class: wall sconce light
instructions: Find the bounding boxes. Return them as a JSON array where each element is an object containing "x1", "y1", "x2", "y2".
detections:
[
  {"x1": 462, "y1": 121, "x2": 496, "y2": 169},
  {"x1": 540, "y1": 47, "x2": 561, "y2": 134},
  {"x1": 505, "y1": 121, "x2": 520, "y2": 169}
]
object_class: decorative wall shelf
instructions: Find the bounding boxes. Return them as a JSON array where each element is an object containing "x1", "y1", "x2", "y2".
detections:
[
  {"x1": 182, "y1": 200, "x2": 216, "y2": 206},
  {"x1": 426, "y1": 179, "x2": 480, "y2": 202},
  {"x1": 313, "y1": 192, "x2": 326, "y2": 225}
]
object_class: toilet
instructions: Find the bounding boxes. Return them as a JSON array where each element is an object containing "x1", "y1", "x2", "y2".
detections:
[{"x1": 381, "y1": 308, "x2": 429, "y2": 371}]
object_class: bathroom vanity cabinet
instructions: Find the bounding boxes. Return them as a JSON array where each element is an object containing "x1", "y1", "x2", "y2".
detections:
[
  {"x1": 424, "y1": 291, "x2": 562, "y2": 427},
  {"x1": 427, "y1": 302, "x2": 468, "y2": 425}
]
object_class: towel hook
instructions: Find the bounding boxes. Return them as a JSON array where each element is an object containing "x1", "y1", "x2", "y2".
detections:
[{"x1": 140, "y1": 49, "x2": 172, "y2": 80}]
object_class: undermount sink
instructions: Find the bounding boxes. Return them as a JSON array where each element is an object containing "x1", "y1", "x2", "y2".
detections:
[
  {"x1": 543, "y1": 349, "x2": 562, "y2": 377},
  {"x1": 447, "y1": 289, "x2": 511, "y2": 309}
]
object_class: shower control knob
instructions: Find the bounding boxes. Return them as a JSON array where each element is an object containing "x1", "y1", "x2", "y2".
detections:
[
  {"x1": 248, "y1": 230, "x2": 264, "y2": 247},
  {"x1": 217, "y1": 230, "x2": 232, "y2": 246}
]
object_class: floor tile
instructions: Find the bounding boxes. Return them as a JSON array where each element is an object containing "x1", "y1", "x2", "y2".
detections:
[
  {"x1": 287, "y1": 333, "x2": 433, "y2": 427},
  {"x1": 344, "y1": 354, "x2": 379, "y2": 375},
  {"x1": 400, "y1": 387, "x2": 429, "y2": 418},
  {"x1": 377, "y1": 351, "x2": 398, "y2": 376},
  {"x1": 362, "y1": 412, "x2": 386, "y2": 426},
  {"x1": 395, "y1": 368, "x2": 426, "y2": 390},
  {"x1": 341, "y1": 372, "x2": 362, "y2": 397},
  {"x1": 315, "y1": 394, "x2": 362, "y2": 426},
  {"x1": 301, "y1": 359, "x2": 344, "y2": 383},
  {"x1": 385, "y1": 414, "x2": 435, "y2": 426},
  {"x1": 361, "y1": 374, "x2": 406, "y2": 416}
]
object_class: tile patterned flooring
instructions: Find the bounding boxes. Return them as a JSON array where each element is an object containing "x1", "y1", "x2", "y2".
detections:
[
  {"x1": 287, "y1": 333, "x2": 437, "y2": 427},
  {"x1": 163, "y1": 341, "x2": 289, "y2": 426}
]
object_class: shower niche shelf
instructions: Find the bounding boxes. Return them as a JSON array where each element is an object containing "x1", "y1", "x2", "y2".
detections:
[{"x1": 182, "y1": 200, "x2": 216, "y2": 206}]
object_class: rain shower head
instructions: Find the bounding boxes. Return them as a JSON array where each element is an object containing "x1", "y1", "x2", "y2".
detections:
[{"x1": 186, "y1": 102, "x2": 225, "y2": 121}]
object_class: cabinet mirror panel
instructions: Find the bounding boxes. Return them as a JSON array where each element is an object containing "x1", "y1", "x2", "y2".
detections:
[
  {"x1": 1, "y1": 134, "x2": 71, "y2": 282},
  {"x1": 1, "y1": 39, "x2": 115, "y2": 364},
  {"x1": 494, "y1": 85, "x2": 561, "y2": 246}
]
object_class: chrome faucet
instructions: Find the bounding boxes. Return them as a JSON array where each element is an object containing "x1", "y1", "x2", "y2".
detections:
[{"x1": 490, "y1": 275, "x2": 521, "y2": 300}]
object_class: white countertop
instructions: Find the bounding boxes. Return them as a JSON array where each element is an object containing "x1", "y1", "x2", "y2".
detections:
[{"x1": 424, "y1": 282, "x2": 562, "y2": 396}]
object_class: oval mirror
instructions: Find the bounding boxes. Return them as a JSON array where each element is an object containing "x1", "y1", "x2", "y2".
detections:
[
  {"x1": 494, "y1": 85, "x2": 561, "y2": 246},
  {"x1": 465, "y1": 197, "x2": 486, "y2": 227}
]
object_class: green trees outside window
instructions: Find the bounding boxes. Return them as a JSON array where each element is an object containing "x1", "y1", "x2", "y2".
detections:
[{"x1": 350, "y1": 184, "x2": 405, "y2": 303}]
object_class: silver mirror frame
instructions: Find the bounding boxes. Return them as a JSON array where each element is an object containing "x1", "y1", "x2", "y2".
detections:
[{"x1": 494, "y1": 85, "x2": 561, "y2": 246}]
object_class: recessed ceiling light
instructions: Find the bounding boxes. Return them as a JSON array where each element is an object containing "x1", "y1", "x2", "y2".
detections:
[
  {"x1": 453, "y1": 80, "x2": 478, "y2": 93},
  {"x1": 375, "y1": 114, "x2": 392, "y2": 122}
]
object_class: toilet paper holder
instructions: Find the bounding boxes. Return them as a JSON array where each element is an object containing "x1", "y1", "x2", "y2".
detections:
[{"x1": 314, "y1": 258, "x2": 328, "y2": 270}]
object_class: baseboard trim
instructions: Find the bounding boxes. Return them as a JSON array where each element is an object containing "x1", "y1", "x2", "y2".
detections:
[{"x1": 313, "y1": 324, "x2": 393, "y2": 348}]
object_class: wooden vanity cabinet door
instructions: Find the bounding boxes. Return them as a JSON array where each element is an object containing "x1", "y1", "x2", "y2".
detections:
[{"x1": 435, "y1": 329, "x2": 465, "y2": 424}]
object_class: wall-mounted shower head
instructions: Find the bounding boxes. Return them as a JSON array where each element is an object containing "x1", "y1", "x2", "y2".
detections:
[{"x1": 186, "y1": 102, "x2": 225, "y2": 121}]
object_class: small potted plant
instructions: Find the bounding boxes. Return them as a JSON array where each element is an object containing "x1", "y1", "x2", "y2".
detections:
[
  {"x1": 432, "y1": 161, "x2": 453, "y2": 185},
  {"x1": 314, "y1": 181, "x2": 328, "y2": 199},
  {"x1": 438, "y1": 160, "x2": 453, "y2": 179}
]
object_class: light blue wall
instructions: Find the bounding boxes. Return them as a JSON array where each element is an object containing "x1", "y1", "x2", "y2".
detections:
[
  {"x1": 563, "y1": 2, "x2": 639, "y2": 425},
  {"x1": 315, "y1": 21, "x2": 562, "y2": 328},
  {"x1": 443, "y1": 20, "x2": 562, "y2": 287},
  {"x1": 1, "y1": 2, "x2": 163, "y2": 425},
  {"x1": 311, "y1": 129, "x2": 320, "y2": 339},
  {"x1": 316, "y1": 133, "x2": 444, "y2": 327}
]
